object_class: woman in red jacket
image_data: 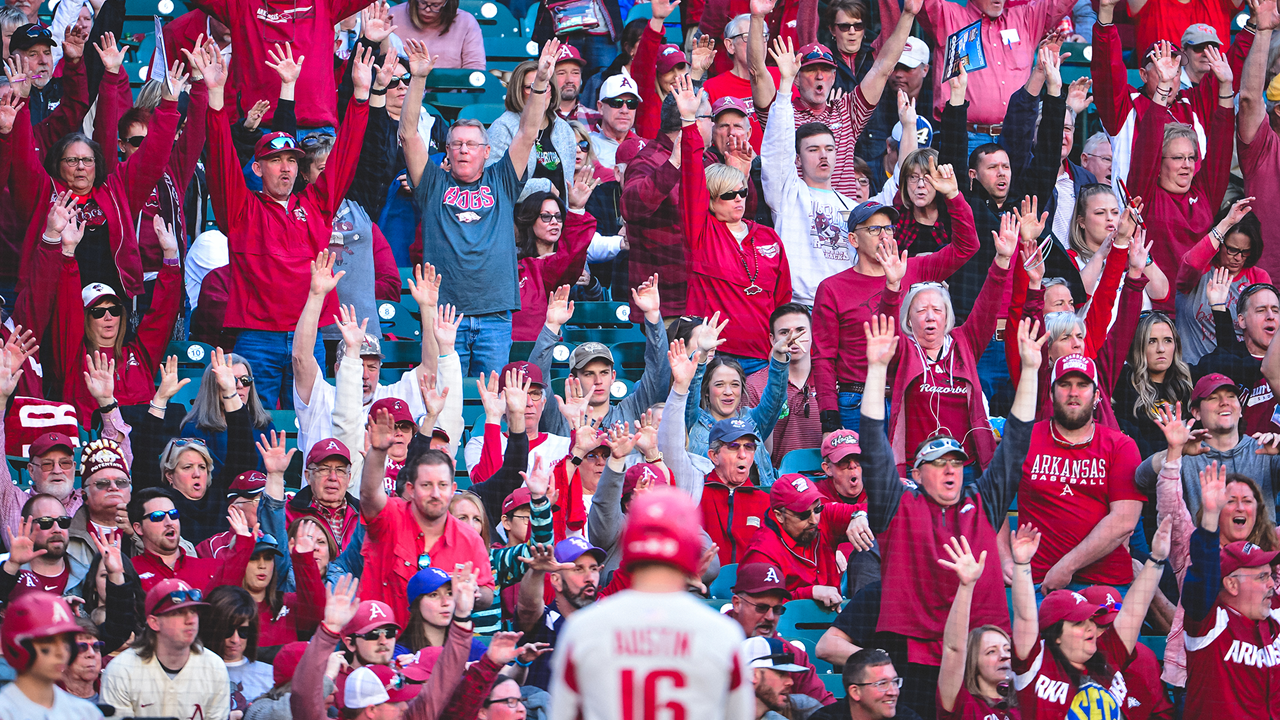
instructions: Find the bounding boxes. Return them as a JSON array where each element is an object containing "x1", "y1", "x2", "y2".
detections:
[
  {"x1": 512, "y1": 175, "x2": 599, "y2": 341},
  {"x1": 675, "y1": 75, "x2": 792, "y2": 369},
  {"x1": 221, "y1": 520, "x2": 327, "y2": 651}
]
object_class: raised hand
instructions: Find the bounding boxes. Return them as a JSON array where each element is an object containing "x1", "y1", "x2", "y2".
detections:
[
  {"x1": 1066, "y1": 77, "x2": 1093, "y2": 115},
  {"x1": 1009, "y1": 523, "x2": 1041, "y2": 565},
  {"x1": 504, "y1": 367, "x2": 531, "y2": 415},
  {"x1": 1021, "y1": 240, "x2": 1046, "y2": 285},
  {"x1": 690, "y1": 310, "x2": 729, "y2": 358},
  {"x1": 771, "y1": 324, "x2": 807, "y2": 360},
  {"x1": 45, "y1": 190, "x2": 78, "y2": 240},
  {"x1": 368, "y1": 408, "x2": 395, "y2": 451},
  {"x1": 477, "y1": 371, "x2": 505, "y2": 422},
  {"x1": 519, "y1": 543, "x2": 575, "y2": 573},
  {"x1": 4, "y1": 518, "x2": 48, "y2": 569},
  {"x1": 360, "y1": 1, "x2": 398, "y2": 43},
  {"x1": 184, "y1": 40, "x2": 227, "y2": 90},
  {"x1": 293, "y1": 520, "x2": 320, "y2": 555},
  {"x1": 669, "y1": 338, "x2": 698, "y2": 390},
  {"x1": 1016, "y1": 318, "x2": 1048, "y2": 371},
  {"x1": 1040, "y1": 45, "x2": 1063, "y2": 94},
  {"x1": 1018, "y1": 195, "x2": 1047, "y2": 243},
  {"x1": 243, "y1": 100, "x2": 271, "y2": 132},
  {"x1": 154, "y1": 215, "x2": 179, "y2": 259},
  {"x1": 227, "y1": 504, "x2": 253, "y2": 537},
  {"x1": 560, "y1": 377, "x2": 592, "y2": 428},
  {"x1": 937, "y1": 535, "x2": 986, "y2": 586},
  {"x1": 690, "y1": 35, "x2": 716, "y2": 76},
  {"x1": 62, "y1": 24, "x2": 87, "y2": 62},
  {"x1": 769, "y1": 36, "x2": 798, "y2": 81},
  {"x1": 407, "y1": 262, "x2": 441, "y2": 309},
  {"x1": 993, "y1": 211, "x2": 1020, "y2": 260},
  {"x1": 947, "y1": 65, "x2": 968, "y2": 105},
  {"x1": 404, "y1": 38, "x2": 438, "y2": 78},
  {"x1": 434, "y1": 304, "x2": 462, "y2": 355},
  {"x1": 1251, "y1": 0, "x2": 1280, "y2": 31},
  {"x1": 1205, "y1": 44, "x2": 1233, "y2": 85},
  {"x1": 93, "y1": 32, "x2": 126, "y2": 74},
  {"x1": 3, "y1": 55, "x2": 31, "y2": 100},
  {"x1": 634, "y1": 409, "x2": 660, "y2": 457},
  {"x1": 210, "y1": 346, "x2": 240, "y2": 399},
  {"x1": 673, "y1": 71, "x2": 700, "y2": 120},
  {"x1": 451, "y1": 562, "x2": 478, "y2": 618},
  {"x1": 1199, "y1": 461, "x2": 1228, "y2": 523},
  {"x1": 1222, "y1": 196, "x2": 1254, "y2": 229},
  {"x1": 161, "y1": 58, "x2": 190, "y2": 102},
  {"x1": 607, "y1": 422, "x2": 636, "y2": 458},
  {"x1": 567, "y1": 168, "x2": 601, "y2": 210},
  {"x1": 89, "y1": 528, "x2": 125, "y2": 579},
  {"x1": 545, "y1": 285, "x2": 575, "y2": 329},
  {"x1": 483, "y1": 631, "x2": 528, "y2": 665},
  {"x1": 723, "y1": 134, "x2": 755, "y2": 175},
  {"x1": 373, "y1": 51, "x2": 398, "y2": 92},
  {"x1": 1206, "y1": 266, "x2": 1232, "y2": 308},
  {"x1": 324, "y1": 575, "x2": 361, "y2": 632},
  {"x1": 418, "y1": 371, "x2": 449, "y2": 419},
  {"x1": 310, "y1": 251, "x2": 344, "y2": 297},
  {"x1": 256, "y1": 429, "x2": 297, "y2": 475},
  {"x1": 153, "y1": 355, "x2": 190, "y2": 405},
  {"x1": 534, "y1": 38, "x2": 560, "y2": 87},
  {"x1": 863, "y1": 314, "x2": 897, "y2": 368},
  {"x1": 897, "y1": 88, "x2": 917, "y2": 129},
  {"x1": 925, "y1": 156, "x2": 959, "y2": 199},
  {"x1": 1152, "y1": 401, "x2": 1196, "y2": 453},
  {"x1": 1152, "y1": 40, "x2": 1180, "y2": 88},
  {"x1": 333, "y1": 304, "x2": 370, "y2": 356},
  {"x1": 1252, "y1": 432, "x2": 1280, "y2": 455},
  {"x1": 83, "y1": 352, "x2": 116, "y2": 406},
  {"x1": 0, "y1": 92, "x2": 23, "y2": 135},
  {"x1": 1126, "y1": 228, "x2": 1152, "y2": 277},
  {"x1": 266, "y1": 42, "x2": 305, "y2": 85},
  {"x1": 652, "y1": 0, "x2": 680, "y2": 20},
  {"x1": 631, "y1": 274, "x2": 661, "y2": 317},
  {"x1": 749, "y1": 0, "x2": 775, "y2": 16},
  {"x1": 521, "y1": 454, "x2": 552, "y2": 498},
  {"x1": 351, "y1": 44, "x2": 376, "y2": 97}
]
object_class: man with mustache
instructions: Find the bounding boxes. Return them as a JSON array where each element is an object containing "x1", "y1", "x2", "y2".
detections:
[
  {"x1": 65, "y1": 438, "x2": 132, "y2": 567},
  {"x1": 516, "y1": 537, "x2": 603, "y2": 690},
  {"x1": 553, "y1": 44, "x2": 599, "y2": 128},
  {"x1": 0, "y1": 494, "x2": 88, "y2": 598}
]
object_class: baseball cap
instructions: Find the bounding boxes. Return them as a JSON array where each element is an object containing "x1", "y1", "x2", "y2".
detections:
[
  {"x1": 254, "y1": 131, "x2": 304, "y2": 161},
  {"x1": 1191, "y1": 372, "x2": 1239, "y2": 407},
  {"x1": 252, "y1": 534, "x2": 284, "y2": 558},
  {"x1": 431, "y1": 427, "x2": 452, "y2": 443},
  {"x1": 498, "y1": 361, "x2": 546, "y2": 389},
  {"x1": 555, "y1": 43, "x2": 586, "y2": 67},
  {"x1": 622, "y1": 463, "x2": 670, "y2": 498},
  {"x1": 81, "y1": 283, "x2": 121, "y2": 309},
  {"x1": 891, "y1": 115, "x2": 935, "y2": 147},
  {"x1": 1142, "y1": 41, "x2": 1182, "y2": 65},
  {"x1": 340, "y1": 333, "x2": 384, "y2": 359},
  {"x1": 743, "y1": 636, "x2": 808, "y2": 671},
  {"x1": 822, "y1": 430, "x2": 862, "y2": 463},
  {"x1": 406, "y1": 566, "x2": 452, "y2": 605},
  {"x1": 554, "y1": 536, "x2": 607, "y2": 564},
  {"x1": 615, "y1": 137, "x2": 647, "y2": 165},
  {"x1": 227, "y1": 470, "x2": 267, "y2": 498},
  {"x1": 913, "y1": 435, "x2": 968, "y2": 468},
  {"x1": 502, "y1": 487, "x2": 536, "y2": 515},
  {"x1": 620, "y1": 486, "x2": 703, "y2": 576},
  {"x1": 733, "y1": 562, "x2": 792, "y2": 598},
  {"x1": 306, "y1": 438, "x2": 352, "y2": 466},
  {"x1": 9, "y1": 24, "x2": 56, "y2": 53},
  {"x1": 399, "y1": 648, "x2": 442, "y2": 682},
  {"x1": 1181, "y1": 23, "x2": 1221, "y2": 47},
  {"x1": 370, "y1": 397, "x2": 414, "y2": 426},
  {"x1": 1051, "y1": 354, "x2": 1098, "y2": 387},
  {"x1": 711, "y1": 96, "x2": 750, "y2": 119},
  {"x1": 340, "y1": 665, "x2": 418, "y2": 709},
  {"x1": 847, "y1": 200, "x2": 900, "y2": 228},
  {"x1": 708, "y1": 416, "x2": 759, "y2": 445},
  {"x1": 28, "y1": 432, "x2": 74, "y2": 459},
  {"x1": 145, "y1": 579, "x2": 209, "y2": 616},
  {"x1": 797, "y1": 42, "x2": 837, "y2": 69},
  {"x1": 342, "y1": 600, "x2": 402, "y2": 637},
  {"x1": 80, "y1": 439, "x2": 128, "y2": 479},
  {"x1": 656, "y1": 44, "x2": 689, "y2": 75},
  {"x1": 1038, "y1": 589, "x2": 1098, "y2": 630},
  {"x1": 600, "y1": 73, "x2": 641, "y2": 101},
  {"x1": 570, "y1": 342, "x2": 614, "y2": 371},
  {"x1": 1220, "y1": 540, "x2": 1280, "y2": 577},
  {"x1": 1079, "y1": 585, "x2": 1123, "y2": 626},
  {"x1": 770, "y1": 473, "x2": 824, "y2": 513},
  {"x1": 273, "y1": 641, "x2": 308, "y2": 685},
  {"x1": 897, "y1": 36, "x2": 930, "y2": 69}
]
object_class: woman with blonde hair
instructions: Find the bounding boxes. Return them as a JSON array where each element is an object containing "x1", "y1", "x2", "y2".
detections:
[
  {"x1": 487, "y1": 60, "x2": 576, "y2": 196},
  {"x1": 388, "y1": 0, "x2": 485, "y2": 69},
  {"x1": 180, "y1": 353, "x2": 276, "y2": 474},
  {"x1": 938, "y1": 537, "x2": 1017, "y2": 719}
]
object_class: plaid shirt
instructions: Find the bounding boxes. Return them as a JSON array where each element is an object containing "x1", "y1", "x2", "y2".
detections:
[{"x1": 558, "y1": 102, "x2": 601, "y2": 131}]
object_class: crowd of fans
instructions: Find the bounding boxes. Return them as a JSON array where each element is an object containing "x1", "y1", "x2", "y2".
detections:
[{"x1": 0, "y1": 0, "x2": 1277, "y2": 715}]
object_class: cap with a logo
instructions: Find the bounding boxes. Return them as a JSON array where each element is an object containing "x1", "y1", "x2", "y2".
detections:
[
  {"x1": 743, "y1": 636, "x2": 808, "y2": 671},
  {"x1": 252, "y1": 534, "x2": 284, "y2": 558},
  {"x1": 847, "y1": 200, "x2": 900, "y2": 228},
  {"x1": 822, "y1": 430, "x2": 862, "y2": 463},
  {"x1": 81, "y1": 439, "x2": 128, "y2": 479},
  {"x1": 339, "y1": 665, "x2": 418, "y2": 709},
  {"x1": 1080, "y1": 585, "x2": 1122, "y2": 626},
  {"x1": 771, "y1": 473, "x2": 824, "y2": 513},
  {"x1": 554, "y1": 536, "x2": 607, "y2": 564},
  {"x1": 622, "y1": 463, "x2": 670, "y2": 498},
  {"x1": 498, "y1": 361, "x2": 546, "y2": 389},
  {"x1": 342, "y1": 600, "x2": 402, "y2": 636},
  {"x1": 708, "y1": 416, "x2": 759, "y2": 445},
  {"x1": 1220, "y1": 540, "x2": 1280, "y2": 577},
  {"x1": 370, "y1": 397, "x2": 414, "y2": 426},
  {"x1": 620, "y1": 486, "x2": 703, "y2": 576},
  {"x1": 399, "y1": 648, "x2": 442, "y2": 682},
  {"x1": 254, "y1": 131, "x2": 304, "y2": 161},
  {"x1": 1142, "y1": 41, "x2": 1182, "y2": 64},
  {"x1": 1191, "y1": 372, "x2": 1238, "y2": 407},
  {"x1": 1181, "y1": 23, "x2": 1222, "y2": 47},
  {"x1": 616, "y1": 137, "x2": 647, "y2": 165},
  {"x1": 897, "y1": 36, "x2": 931, "y2": 69},
  {"x1": 81, "y1": 283, "x2": 121, "y2": 309},
  {"x1": 407, "y1": 566, "x2": 452, "y2": 605},
  {"x1": 9, "y1": 24, "x2": 56, "y2": 53},
  {"x1": 1038, "y1": 589, "x2": 1098, "y2": 630},
  {"x1": 570, "y1": 341, "x2": 614, "y2": 370},
  {"x1": 711, "y1": 96, "x2": 751, "y2": 119},
  {"x1": 145, "y1": 579, "x2": 210, "y2": 616},
  {"x1": 306, "y1": 438, "x2": 352, "y2": 466},
  {"x1": 600, "y1": 73, "x2": 641, "y2": 101},
  {"x1": 340, "y1": 333, "x2": 384, "y2": 359},
  {"x1": 501, "y1": 487, "x2": 537, "y2": 515},
  {"x1": 1051, "y1": 354, "x2": 1098, "y2": 386},
  {"x1": 797, "y1": 42, "x2": 837, "y2": 69},
  {"x1": 555, "y1": 43, "x2": 586, "y2": 66},
  {"x1": 913, "y1": 435, "x2": 968, "y2": 468},
  {"x1": 891, "y1": 115, "x2": 935, "y2": 147},
  {"x1": 29, "y1": 432, "x2": 74, "y2": 459},
  {"x1": 733, "y1": 562, "x2": 792, "y2": 598},
  {"x1": 656, "y1": 44, "x2": 689, "y2": 75},
  {"x1": 227, "y1": 470, "x2": 267, "y2": 498}
]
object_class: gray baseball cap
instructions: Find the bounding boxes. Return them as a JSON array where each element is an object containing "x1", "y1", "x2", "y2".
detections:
[
  {"x1": 340, "y1": 333, "x2": 383, "y2": 359},
  {"x1": 570, "y1": 342, "x2": 614, "y2": 371}
]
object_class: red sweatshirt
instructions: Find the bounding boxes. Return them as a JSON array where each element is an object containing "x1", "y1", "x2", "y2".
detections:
[
  {"x1": 699, "y1": 472, "x2": 771, "y2": 566},
  {"x1": 680, "y1": 126, "x2": 792, "y2": 359},
  {"x1": 132, "y1": 535, "x2": 253, "y2": 593},
  {"x1": 513, "y1": 209, "x2": 596, "y2": 342},
  {"x1": 740, "y1": 501, "x2": 855, "y2": 600},
  {"x1": 257, "y1": 550, "x2": 326, "y2": 648},
  {"x1": 206, "y1": 99, "x2": 368, "y2": 332}
]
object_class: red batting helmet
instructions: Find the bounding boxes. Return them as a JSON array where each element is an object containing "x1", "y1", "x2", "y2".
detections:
[
  {"x1": 620, "y1": 486, "x2": 703, "y2": 577},
  {"x1": 2, "y1": 591, "x2": 83, "y2": 671}
]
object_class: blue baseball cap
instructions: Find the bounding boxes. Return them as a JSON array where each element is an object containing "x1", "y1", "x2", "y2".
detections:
[
  {"x1": 708, "y1": 416, "x2": 760, "y2": 445},
  {"x1": 891, "y1": 115, "x2": 935, "y2": 148},
  {"x1": 847, "y1": 201, "x2": 900, "y2": 229},
  {"x1": 554, "y1": 537, "x2": 606, "y2": 564},
  {"x1": 406, "y1": 566, "x2": 452, "y2": 605}
]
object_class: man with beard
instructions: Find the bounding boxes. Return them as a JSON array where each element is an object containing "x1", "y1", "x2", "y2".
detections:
[
  {"x1": 1018, "y1": 354, "x2": 1144, "y2": 594},
  {"x1": 339, "y1": 600, "x2": 401, "y2": 673},
  {"x1": 0, "y1": 494, "x2": 88, "y2": 598},
  {"x1": 128, "y1": 487, "x2": 254, "y2": 593},
  {"x1": 746, "y1": 635, "x2": 818, "y2": 719},
  {"x1": 554, "y1": 44, "x2": 599, "y2": 128},
  {"x1": 360, "y1": 409, "x2": 494, "y2": 628},
  {"x1": 65, "y1": 438, "x2": 132, "y2": 567},
  {"x1": 517, "y1": 537, "x2": 603, "y2": 690}
]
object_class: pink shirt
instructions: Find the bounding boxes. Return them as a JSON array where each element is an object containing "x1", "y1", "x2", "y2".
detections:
[{"x1": 389, "y1": 7, "x2": 486, "y2": 70}]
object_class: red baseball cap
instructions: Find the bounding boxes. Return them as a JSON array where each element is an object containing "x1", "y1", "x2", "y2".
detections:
[
  {"x1": 400, "y1": 647, "x2": 443, "y2": 682},
  {"x1": 1220, "y1": 540, "x2": 1280, "y2": 577},
  {"x1": 1191, "y1": 373, "x2": 1239, "y2": 408},
  {"x1": 306, "y1": 438, "x2": 351, "y2": 466},
  {"x1": 797, "y1": 42, "x2": 837, "y2": 69},
  {"x1": 1038, "y1": 589, "x2": 1098, "y2": 630},
  {"x1": 370, "y1": 398, "x2": 414, "y2": 426},
  {"x1": 821, "y1": 430, "x2": 862, "y2": 463},
  {"x1": 656, "y1": 44, "x2": 689, "y2": 75},
  {"x1": 341, "y1": 600, "x2": 402, "y2": 637},
  {"x1": 554, "y1": 43, "x2": 586, "y2": 67},
  {"x1": 711, "y1": 96, "x2": 750, "y2": 119},
  {"x1": 733, "y1": 562, "x2": 792, "y2": 598},
  {"x1": 502, "y1": 487, "x2": 535, "y2": 515},
  {"x1": 227, "y1": 470, "x2": 267, "y2": 498},
  {"x1": 28, "y1": 432, "x2": 74, "y2": 459},
  {"x1": 616, "y1": 137, "x2": 647, "y2": 165},
  {"x1": 253, "y1": 131, "x2": 304, "y2": 161},
  {"x1": 770, "y1": 473, "x2": 824, "y2": 513},
  {"x1": 498, "y1": 361, "x2": 546, "y2": 389},
  {"x1": 1050, "y1": 354, "x2": 1098, "y2": 386},
  {"x1": 145, "y1": 579, "x2": 210, "y2": 616},
  {"x1": 1079, "y1": 585, "x2": 1123, "y2": 626},
  {"x1": 622, "y1": 463, "x2": 670, "y2": 498},
  {"x1": 273, "y1": 641, "x2": 308, "y2": 685}
]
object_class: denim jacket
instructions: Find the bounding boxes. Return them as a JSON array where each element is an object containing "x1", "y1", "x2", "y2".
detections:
[{"x1": 683, "y1": 357, "x2": 788, "y2": 487}]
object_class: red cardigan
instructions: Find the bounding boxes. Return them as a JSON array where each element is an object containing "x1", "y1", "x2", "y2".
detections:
[{"x1": 513, "y1": 209, "x2": 596, "y2": 341}]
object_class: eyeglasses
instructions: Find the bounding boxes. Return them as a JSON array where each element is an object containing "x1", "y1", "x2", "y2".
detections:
[
  {"x1": 76, "y1": 641, "x2": 105, "y2": 654},
  {"x1": 484, "y1": 697, "x2": 525, "y2": 709},
  {"x1": 852, "y1": 677, "x2": 903, "y2": 691},
  {"x1": 577, "y1": 139, "x2": 591, "y2": 151},
  {"x1": 357, "y1": 627, "x2": 399, "y2": 641},
  {"x1": 31, "y1": 516, "x2": 71, "y2": 530},
  {"x1": 268, "y1": 135, "x2": 298, "y2": 151},
  {"x1": 1222, "y1": 244, "x2": 1250, "y2": 257},
  {"x1": 1230, "y1": 569, "x2": 1274, "y2": 583},
  {"x1": 788, "y1": 503, "x2": 824, "y2": 521},
  {"x1": 387, "y1": 72, "x2": 412, "y2": 89},
  {"x1": 834, "y1": 21, "x2": 865, "y2": 32},
  {"x1": 854, "y1": 176, "x2": 872, "y2": 188},
  {"x1": 447, "y1": 140, "x2": 487, "y2": 151},
  {"x1": 1162, "y1": 154, "x2": 1197, "y2": 165},
  {"x1": 602, "y1": 97, "x2": 639, "y2": 109},
  {"x1": 308, "y1": 465, "x2": 351, "y2": 479},
  {"x1": 926, "y1": 458, "x2": 966, "y2": 468},
  {"x1": 90, "y1": 478, "x2": 131, "y2": 491},
  {"x1": 33, "y1": 458, "x2": 75, "y2": 472},
  {"x1": 123, "y1": 135, "x2": 145, "y2": 147},
  {"x1": 856, "y1": 224, "x2": 895, "y2": 238},
  {"x1": 235, "y1": 375, "x2": 254, "y2": 388},
  {"x1": 528, "y1": 387, "x2": 545, "y2": 400},
  {"x1": 725, "y1": 441, "x2": 758, "y2": 452},
  {"x1": 419, "y1": 0, "x2": 447, "y2": 10},
  {"x1": 735, "y1": 595, "x2": 787, "y2": 616},
  {"x1": 538, "y1": 212, "x2": 564, "y2": 224},
  {"x1": 718, "y1": 188, "x2": 749, "y2": 200},
  {"x1": 145, "y1": 508, "x2": 180, "y2": 523},
  {"x1": 87, "y1": 304, "x2": 123, "y2": 319}
]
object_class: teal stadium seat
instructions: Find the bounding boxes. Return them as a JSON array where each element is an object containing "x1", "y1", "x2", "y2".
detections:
[{"x1": 777, "y1": 447, "x2": 823, "y2": 477}]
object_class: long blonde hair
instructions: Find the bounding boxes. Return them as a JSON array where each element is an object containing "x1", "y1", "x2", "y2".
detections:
[
  {"x1": 1068, "y1": 184, "x2": 1116, "y2": 262},
  {"x1": 1125, "y1": 312, "x2": 1193, "y2": 421}
]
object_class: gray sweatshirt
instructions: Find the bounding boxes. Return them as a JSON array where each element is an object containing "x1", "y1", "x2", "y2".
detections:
[{"x1": 1134, "y1": 434, "x2": 1280, "y2": 524}]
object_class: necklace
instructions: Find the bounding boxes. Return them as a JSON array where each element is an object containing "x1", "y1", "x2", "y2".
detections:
[{"x1": 736, "y1": 236, "x2": 763, "y2": 295}]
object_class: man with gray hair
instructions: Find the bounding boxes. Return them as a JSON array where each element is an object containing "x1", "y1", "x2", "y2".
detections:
[
  {"x1": 702, "y1": 12, "x2": 778, "y2": 153},
  {"x1": 1079, "y1": 131, "x2": 1113, "y2": 184}
]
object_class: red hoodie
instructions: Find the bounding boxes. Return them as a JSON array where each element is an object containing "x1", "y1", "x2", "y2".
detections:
[
  {"x1": 514, "y1": 208, "x2": 596, "y2": 341},
  {"x1": 740, "y1": 502, "x2": 856, "y2": 600}
]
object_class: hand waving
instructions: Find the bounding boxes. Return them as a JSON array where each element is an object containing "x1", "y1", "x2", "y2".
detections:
[{"x1": 937, "y1": 535, "x2": 986, "y2": 586}]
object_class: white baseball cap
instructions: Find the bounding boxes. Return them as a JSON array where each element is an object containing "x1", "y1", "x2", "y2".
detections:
[
  {"x1": 600, "y1": 73, "x2": 641, "y2": 101},
  {"x1": 897, "y1": 37, "x2": 930, "y2": 69},
  {"x1": 342, "y1": 667, "x2": 390, "y2": 709},
  {"x1": 81, "y1": 283, "x2": 121, "y2": 308}
]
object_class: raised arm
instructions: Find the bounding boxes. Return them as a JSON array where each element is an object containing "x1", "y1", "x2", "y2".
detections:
[
  {"x1": 1114, "y1": 517, "x2": 1171, "y2": 653},
  {"x1": 748, "y1": 0, "x2": 778, "y2": 110},
  {"x1": 859, "y1": 315, "x2": 906, "y2": 534},
  {"x1": 1090, "y1": 1, "x2": 1135, "y2": 136},
  {"x1": 616, "y1": 275, "x2": 672, "y2": 418},
  {"x1": 1192, "y1": 46, "x2": 1237, "y2": 211},
  {"x1": 1010, "y1": 524, "x2": 1041, "y2": 660},
  {"x1": 516, "y1": 543, "x2": 574, "y2": 631},
  {"x1": 293, "y1": 252, "x2": 344, "y2": 406},
  {"x1": 187, "y1": 40, "x2": 250, "y2": 230},
  {"x1": 760, "y1": 39, "x2": 800, "y2": 208},
  {"x1": 399, "y1": 39, "x2": 438, "y2": 187},
  {"x1": 658, "y1": 339, "x2": 712, "y2": 503},
  {"x1": 1239, "y1": 0, "x2": 1278, "y2": 145},
  {"x1": 1127, "y1": 44, "x2": 1180, "y2": 200},
  {"x1": 361, "y1": 409, "x2": 395, "y2": 519},
  {"x1": 312, "y1": 46, "x2": 373, "y2": 214},
  {"x1": 508, "y1": 39, "x2": 559, "y2": 176},
  {"x1": 858, "y1": 0, "x2": 921, "y2": 106},
  {"x1": 937, "y1": 537, "x2": 987, "y2": 713}
]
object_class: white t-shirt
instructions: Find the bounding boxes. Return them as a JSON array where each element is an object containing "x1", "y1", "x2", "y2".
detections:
[
  {"x1": 0, "y1": 682, "x2": 103, "y2": 720},
  {"x1": 295, "y1": 367, "x2": 423, "y2": 460},
  {"x1": 463, "y1": 431, "x2": 571, "y2": 480}
]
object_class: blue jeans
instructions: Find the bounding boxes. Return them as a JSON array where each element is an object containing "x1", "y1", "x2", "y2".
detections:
[
  {"x1": 976, "y1": 338, "x2": 1011, "y2": 411},
  {"x1": 234, "y1": 330, "x2": 326, "y2": 410},
  {"x1": 457, "y1": 311, "x2": 513, "y2": 379},
  {"x1": 567, "y1": 32, "x2": 619, "y2": 79},
  {"x1": 967, "y1": 130, "x2": 1001, "y2": 159},
  {"x1": 721, "y1": 354, "x2": 768, "y2": 376},
  {"x1": 838, "y1": 390, "x2": 891, "y2": 436}
]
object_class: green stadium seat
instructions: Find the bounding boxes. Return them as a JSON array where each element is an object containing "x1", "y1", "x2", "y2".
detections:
[
  {"x1": 508, "y1": 341, "x2": 536, "y2": 363},
  {"x1": 1059, "y1": 41, "x2": 1089, "y2": 65},
  {"x1": 550, "y1": 376, "x2": 632, "y2": 402},
  {"x1": 455, "y1": 102, "x2": 508, "y2": 126},
  {"x1": 561, "y1": 326, "x2": 644, "y2": 345},
  {"x1": 423, "y1": 69, "x2": 507, "y2": 110},
  {"x1": 624, "y1": 2, "x2": 682, "y2": 43},
  {"x1": 460, "y1": 0, "x2": 522, "y2": 36},
  {"x1": 821, "y1": 673, "x2": 847, "y2": 696},
  {"x1": 609, "y1": 341, "x2": 645, "y2": 382},
  {"x1": 484, "y1": 35, "x2": 538, "y2": 71},
  {"x1": 775, "y1": 600, "x2": 838, "y2": 644},
  {"x1": 376, "y1": 300, "x2": 422, "y2": 340},
  {"x1": 777, "y1": 447, "x2": 823, "y2": 476},
  {"x1": 784, "y1": 637, "x2": 834, "y2": 675},
  {"x1": 569, "y1": 301, "x2": 631, "y2": 327}
]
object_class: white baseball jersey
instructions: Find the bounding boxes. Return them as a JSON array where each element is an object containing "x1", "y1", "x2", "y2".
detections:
[{"x1": 550, "y1": 589, "x2": 753, "y2": 720}]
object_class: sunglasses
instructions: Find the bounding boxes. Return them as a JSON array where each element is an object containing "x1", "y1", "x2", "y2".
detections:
[
  {"x1": 145, "y1": 508, "x2": 180, "y2": 523},
  {"x1": 577, "y1": 139, "x2": 591, "y2": 151},
  {"x1": 387, "y1": 72, "x2": 412, "y2": 88},
  {"x1": 834, "y1": 21, "x2": 865, "y2": 32},
  {"x1": 268, "y1": 135, "x2": 298, "y2": 150},
  {"x1": 155, "y1": 588, "x2": 203, "y2": 611},
  {"x1": 735, "y1": 595, "x2": 787, "y2": 616},
  {"x1": 226, "y1": 625, "x2": 257, "y2": 639},
  {"x1": 88, "y1": 305, "x2": 124, "y2": 319},
  {"x1": 602, "y1": 97, "x2": 639, "y2": 109},
  {"x1": 538, "y1": 212, "x2": 564, "y2": 223},
  {"x1": 803, "y1": 49, "x2": 835, "y2": 64},
  {"x1": 235, "y1": 375, "x2": 254, "y2": 387},
  {"x1": 788, "y1": 503, "x2": 824, "y2": 521},
  {"x1": 24, "y1": 25, "x2": 52, "y2": 39},
  {"x1": 718, "y1": 188, "x2": 749, "y2": 200},
  {"x1": 90, "y1": 478, "x2": 131, "y2": 491},
  {"x1": 31, "y1": 516, "x2": 71, "y2": 530},
  {"x1": 357, "y1": 627, "x2": 399, "y2": 641},
  {"x1": 123, "y1": 135, "x2": 145, "y2": 147},
  {"x1": 76, "y1": 641, "x2": 105, "y2": 654}
]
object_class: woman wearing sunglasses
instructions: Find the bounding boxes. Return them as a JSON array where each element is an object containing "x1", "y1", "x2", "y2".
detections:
[
  {"x1": 60, "y1": 620, "x2": 108, "y2": 704},
  {"x1": 180, "y1": 354, "x2": 277, "y2": 475},
  {"x1": 488, "y1": 60, "x2": 577, "y2": 199},
  {"x1": 512, "y1": 177, "x2": 599, "y2": 341}
]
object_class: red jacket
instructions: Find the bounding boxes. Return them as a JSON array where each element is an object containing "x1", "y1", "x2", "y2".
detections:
[
  {"x1": 190, "y1": 265, "x2": 239, "y2": 351},
  {"x1": 256, "y1": 549, "x2": 327, "y2": 648},
  {"x1": 699, "y1": 471, "x2": 770, "y2": 566},
  {"x1": 680, "y1": 125, "x2": 792, "y2": 359},
  {"x1": 620, "y1": 133, "x2": 688, "y2": 319},
  {"x1": 206, "y1": 99, "x2": 368, "y2": 332},
  {"x1": 631, "y1": 25, "x2": 664, "y2": 140},
  {"x1": 132, "y1": 535, "x2": 253, "y2": 593},
  {"x1": 740, "y1": 501, "x2": 856, "y2": 600},
  {"x1": 513, "y1": 209, "x2": 596, "y2": 341}
]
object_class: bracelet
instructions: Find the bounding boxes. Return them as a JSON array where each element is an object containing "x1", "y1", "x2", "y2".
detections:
[
  {"x1": 1149, "y1": 557, "x2": 1168, "y2": 566},
  {"x1": 97, "y1": 401, "x2": 119, "y2": 414},
  {"x1": 149, "y1": 401, "x2": 167, "y2": 412},
  {"x1": 41, "y1": 232, "x2": 60, "y2": 244},
  {"x1": 1210, "y1": 303, "x2": 1228, "y2": 310},
  {"x1": 680, "y1": 116, "x2": 696, "y2": 123},
  {"x1": 1210, "y1": 227, "x2": 1223, "y2": 241},
  {"x1": 530, "y1": 85, "x2": 548, "y2": 94},
  {"x1": 515, "y1": 656, "x2": 534, "y2": 667},
  {"x1": 644, "y1": 453, "x2": 664, "y2": 464},
  {"x1": 851, "y1": 510, "x2": 868, "y2": 520},
  {"x1": 222, "y1": 393, "x2": 238, "y2": 400},
  {"x1": 1220, "y1": 93, "x2": 1235, "y2": 100},
  {"x1": 1013, "y1": 561, "x2": 1031, "y2": 566},
  {"x1": 162, "y1": 256, "x2": 180, "y2": 267},
  {"x1": 370, "y1": 87, "x2": 388, "y2": 96}
]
